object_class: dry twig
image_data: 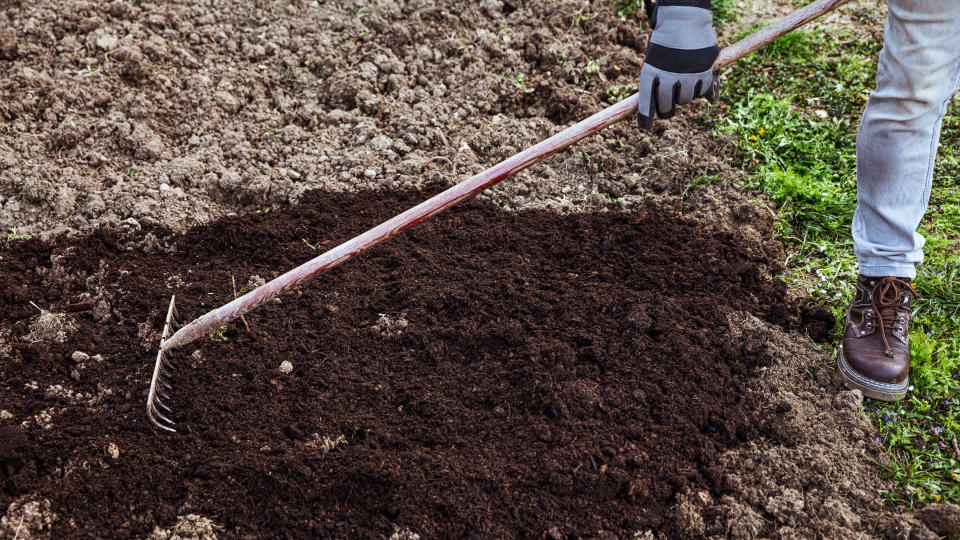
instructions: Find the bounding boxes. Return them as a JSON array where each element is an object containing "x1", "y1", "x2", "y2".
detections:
[{"x1": 232, "y1": 275, "x2": 251, "y2": 333}]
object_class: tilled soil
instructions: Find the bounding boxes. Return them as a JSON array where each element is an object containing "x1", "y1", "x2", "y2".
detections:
[
  {"x1": 2, "y1": 189, "x2": 820, "y2": 538},
  {"x1": 0, "y1": 0, "x2": 735, "y2": 239},
  {"x1": 5, "y1": 0, "x2": 958, "y2": 537}
]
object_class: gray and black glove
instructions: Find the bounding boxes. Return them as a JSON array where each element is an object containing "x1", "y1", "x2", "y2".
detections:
[{"x1": 637, "y1": 0, "x2": 720, "y2": 129}]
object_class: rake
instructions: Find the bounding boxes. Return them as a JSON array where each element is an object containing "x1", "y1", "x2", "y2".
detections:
[{"x1": 147, "y1": 0, "x2": 851, "y2": 432}]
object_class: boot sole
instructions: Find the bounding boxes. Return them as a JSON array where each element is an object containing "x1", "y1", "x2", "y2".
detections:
[{"x1": 837, "y1": 346, "x2": 908, "y2": 402}]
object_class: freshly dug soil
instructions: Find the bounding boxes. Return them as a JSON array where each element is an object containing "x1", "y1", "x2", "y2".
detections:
[
  {"x1": 0, "y1": 189, "x2": 823, "y2": 538},
  {"x1": 0, "y1": 0, "x2": 737, "y2": 239}
]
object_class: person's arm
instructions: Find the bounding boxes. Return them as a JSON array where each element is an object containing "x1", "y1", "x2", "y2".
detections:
[{"x1": 636, "y1": 0, "x2": 719, "y2": 129}]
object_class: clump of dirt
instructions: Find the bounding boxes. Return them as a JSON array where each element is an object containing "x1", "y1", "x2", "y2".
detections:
[
  {"x1": 2, "y1": 189, "x2": 831, "y2": 537},
  {"x1": 25, "y1": 311, "x2": 75, "y2": 344},
  {"x1": 146, "y1": 514, "x2": 221, "y2": 540},
  {"x1": 0, "y1": 0, "x2": 734, "y2": 238},
  {"x1": 0, "y1": 498, "x2": 57, "y2": 539}
]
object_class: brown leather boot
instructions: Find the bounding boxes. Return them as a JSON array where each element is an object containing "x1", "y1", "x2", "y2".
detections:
[{"x1": 838, "y1": 275, "x2": 919, "y2": 401}]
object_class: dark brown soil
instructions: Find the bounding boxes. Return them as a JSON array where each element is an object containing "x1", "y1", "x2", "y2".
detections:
[{"x1": 0, "y1": 189, "x2": 830, "y2": 538}]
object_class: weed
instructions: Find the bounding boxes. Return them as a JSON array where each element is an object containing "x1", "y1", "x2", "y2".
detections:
[
  {"x1": 513, "y1": 73, "x2": 526, "y2": 91},
  {"x1": 5, "y1": 227, "x2": 29, "y2": 248},
  {"x1": 582, "y1": 57, "x2": 601, "y2": 86},
  {"x1": 571, "y1": 9, "x2": 598, "y2": 30},
  {"x1": 211, "y1": 326, "x2": 230, "y2": 342},
  {"x1": 582, "y1": 189, "x2": 619, "y2": 203},
  {"x1": 712, "y1": 0, "x2": 739, "y2": 26},
  {"x1": 606, "y1": 82, "x2": 637, "y2": 104},
  {"x1": 614, "y1": 0, "x2": 643, "y2": 21}
]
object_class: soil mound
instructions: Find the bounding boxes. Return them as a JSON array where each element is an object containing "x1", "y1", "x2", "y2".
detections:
[{"x1": 0, "y1": 189, "x2": 819, "y2": 538}]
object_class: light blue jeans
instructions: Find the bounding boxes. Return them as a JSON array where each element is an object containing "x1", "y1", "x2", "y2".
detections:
[{"x1": 853, "y1": 0, "x2": 960, "y2": 279}]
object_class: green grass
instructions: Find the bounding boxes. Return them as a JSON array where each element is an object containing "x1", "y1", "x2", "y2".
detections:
[
  {"x1": 714, "y1": 24, "x2": 960, "y2": 506},
  {"x1": 612, "y1": 0, "x2": 737, "y2": 25}
]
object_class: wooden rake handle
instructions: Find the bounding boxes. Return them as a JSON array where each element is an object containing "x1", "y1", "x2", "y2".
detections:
[{"x1": 160, "y1": 0, "x2": 851, "y2": 351}]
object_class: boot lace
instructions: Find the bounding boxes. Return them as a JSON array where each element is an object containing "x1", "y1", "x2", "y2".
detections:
[{"x1": 870, "y1": 277, "x2": 920, "y2": 358}]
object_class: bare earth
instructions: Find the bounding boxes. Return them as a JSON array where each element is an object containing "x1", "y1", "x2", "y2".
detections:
[{"x1": 1, "y1": 0, "x2": 957, "y2": 537}]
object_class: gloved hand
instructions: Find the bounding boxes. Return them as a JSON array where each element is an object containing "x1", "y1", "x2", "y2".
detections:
[{"x1": 637, "y1": 0, "x2": 720, "y2": 129}]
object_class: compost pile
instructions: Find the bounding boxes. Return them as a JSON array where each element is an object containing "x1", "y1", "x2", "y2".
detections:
[{"x1": 1, "y1": 189, "x2": 815, "y2": 537}]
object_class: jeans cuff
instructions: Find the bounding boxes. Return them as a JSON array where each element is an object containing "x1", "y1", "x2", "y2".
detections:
[{"x1": 858, "y1": 263, "x2": 917, "y2": 279}]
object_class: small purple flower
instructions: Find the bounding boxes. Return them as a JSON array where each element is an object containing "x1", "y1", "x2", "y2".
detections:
[
  {"x1": 884, "y1": 416, "x2": 889, "y2": 421},
  {"x1": 875, "y1": 436, "x2": 883, "y2": 443}
]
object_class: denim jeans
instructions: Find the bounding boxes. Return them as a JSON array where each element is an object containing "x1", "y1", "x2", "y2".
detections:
[{"x1": 853, "y1": 0, "x2": 960, "y2": 278}]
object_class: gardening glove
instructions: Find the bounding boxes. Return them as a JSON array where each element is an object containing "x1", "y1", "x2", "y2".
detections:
[{"x1": 636, "y1": 0, "x2": 720, "y2": 130}]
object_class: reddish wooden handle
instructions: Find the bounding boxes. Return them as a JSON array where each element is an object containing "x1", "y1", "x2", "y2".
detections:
[{"x1": 161, "y1": 0, "x2": 851, "y2": 351}]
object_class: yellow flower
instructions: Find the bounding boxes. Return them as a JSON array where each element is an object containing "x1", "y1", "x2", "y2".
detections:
[
  {"x1": 931, "y1": 494, "x2": 942, "y2": 502},
  {"x1": 758, "y1": 128, "x2": 766, "y2": 136},
  {"x1": 748, "y1": 135, "x2": 758, "y2": 141}
]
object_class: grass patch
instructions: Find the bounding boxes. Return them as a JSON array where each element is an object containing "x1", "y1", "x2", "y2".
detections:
[
  {"x1": 715, "y1": 24, "x2": 960, "y2": 506},
  {"x1": 612, "y1": 0, "x2": 737, "y2": 25}
]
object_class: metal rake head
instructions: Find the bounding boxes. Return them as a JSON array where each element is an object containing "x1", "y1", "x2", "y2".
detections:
[{"x1": 147, "y1": 295, "x2": 179, "y2": 432}]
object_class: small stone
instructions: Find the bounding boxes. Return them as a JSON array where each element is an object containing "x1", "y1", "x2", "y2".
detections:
[
  {"x1": 96, "y1": 34, "x2": 119, "y2": 51},
  {"x1": 364, "y1": 168, "x2": 377, "y2": 178},
  {"x1": 279, "y1": 360, "x2": 293, "y2": 374},
  {"x1": 106, "y1": 442, "x2": 120, "y2": 459},
  {"x1": 814, "y1": 109, "x2": 829, "y2": 119},
  {"x1": 246, "y1": 275, "x2": 267, "y2": 290},
  {"x1": 71, "y1": 351, "x2": 89, "y2": 362},
  {"x1": 0, "y1": 410, "x2": 13, "y2": 420},
  {"x1": 370, "y1": 135, "x2": 393, "y2": 151},
  {"x1": 493, "y1": 406, "x2": 506, "y2": 418}
]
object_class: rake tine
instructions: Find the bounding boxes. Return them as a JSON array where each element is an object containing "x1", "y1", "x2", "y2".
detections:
[
  {"x1": 147, "y1": 296, "x2": 179, "y2": 432},
  {"x1": 151, "y1": 409, "x2": 177, "y2": 433},
  {"x1": 154, "y1": 398, "x2": 174, "y2": 414},
  {"x1": 150, "y1": 403, "x2": 175, "y2": 427}
]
